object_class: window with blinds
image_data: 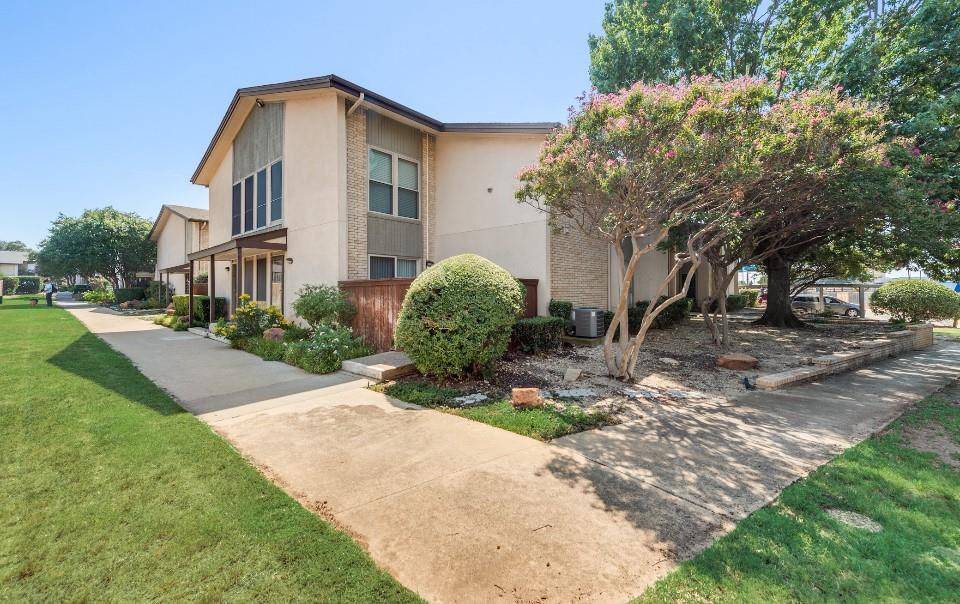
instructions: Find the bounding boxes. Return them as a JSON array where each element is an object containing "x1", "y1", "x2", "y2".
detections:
[
  {"x1": 368, "y1": 148, "x2": 419, "y2": 219},
  {"x1": 232, "y1": 159, "x2": 282, "y2": 238}
]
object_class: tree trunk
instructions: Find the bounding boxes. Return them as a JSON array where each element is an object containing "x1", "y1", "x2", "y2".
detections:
[{"x1": 754, "y1": 255, "x2": 805, "y2": 328}]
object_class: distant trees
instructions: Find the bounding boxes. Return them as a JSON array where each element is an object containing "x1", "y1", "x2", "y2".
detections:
[{"x1": 36, "y1": 207, "x2": 155, "y2": 289}]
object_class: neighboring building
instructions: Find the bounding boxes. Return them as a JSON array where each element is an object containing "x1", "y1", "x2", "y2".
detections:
[
  {"x1": 0, "y1": 251, "x2": 29, "y2": 276},
  {"x1": 148, "y1": 205, "x2": 210, "y2": 296},
  {"x1": 186, "y1": 75, "x2": 729, "y2": 319}
]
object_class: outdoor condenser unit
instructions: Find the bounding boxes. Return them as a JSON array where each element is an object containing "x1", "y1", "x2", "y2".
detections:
[{"x1": 573, "y1": 307, "x2": 605, "y2": 338}]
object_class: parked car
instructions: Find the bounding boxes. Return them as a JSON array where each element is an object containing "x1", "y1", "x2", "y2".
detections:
[{"x1": 791, "y1": 294, "x2": 861, "y2": 317}]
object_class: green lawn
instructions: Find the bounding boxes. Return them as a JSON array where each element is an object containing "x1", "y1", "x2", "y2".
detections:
[
  {"x1": 372, "y1": 380, "x2": 611, "y2": 441},
  {"x1": 0, "y1": 297, "x2": 421, "y2": 602},
  {"x1": 934, "y1": 326, "x2": 960, "y2": 339},
  {"x1": 635, "y1": 393, "x2": 960, "y2": 603}
]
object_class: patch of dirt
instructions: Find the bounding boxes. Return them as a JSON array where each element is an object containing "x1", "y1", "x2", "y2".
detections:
[
  {"x1": 826, "y1": 509, "x2": 883, "y2": 532},
  {"x1": 902, "y1": 423, "x2": 960, "y2": 468}
]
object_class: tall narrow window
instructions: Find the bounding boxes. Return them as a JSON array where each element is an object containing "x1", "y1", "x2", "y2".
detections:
[
  {"x1": 368, "y1": 149, "x2": 393, "y2": 214},
  {"x1": 256, "y1": 168, "x2": 267, "y2": 228},
  {"x1": 270, "y1": 160, "x2": 283, "y2": 221},
  {"x1": 256, "y1": 257, "x2": 267, "y2": 302},
  {"x1": 397, "y1": 159, "x2": 419, "y2": 219},
  {"x1": 397, "y1": 258, "x2": 418, "y2": 278},
  {"x1": 231, "y1": 183, "x2": 241, "y2": 235},
  {"x1": 243, "y1": 175, "x2": 254, "y2": 232}
]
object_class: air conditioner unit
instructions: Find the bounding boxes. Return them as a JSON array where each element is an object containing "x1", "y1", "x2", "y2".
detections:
[{"x1": 573, "y1": 307, "x2": 605, "y2": 338}]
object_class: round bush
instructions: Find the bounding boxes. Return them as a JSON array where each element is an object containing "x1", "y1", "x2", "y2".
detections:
[
  {"x1": 394, "y1": 254, "x2": 524, "y2": 378},
  {"x1": 869, "y1": 279, "x2": 960, "y2": 323}
]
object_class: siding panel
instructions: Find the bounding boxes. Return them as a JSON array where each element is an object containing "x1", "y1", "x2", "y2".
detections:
[
  {"x1": 367, "y1": 111, "x2": 422, "y2": 158},
  {"x1": 367, "y1": 214, "x2": 422, "y2": 258},
  {"x1": 233, "y1": 102, "x2": 284, "y2": 181}
]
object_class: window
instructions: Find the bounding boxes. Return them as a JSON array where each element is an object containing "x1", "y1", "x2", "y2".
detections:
[
  {"x1": 256, "y1": 257, "x2": 267, "y2": 302},
  {"x1": 243, "y1": 175, "x2": 254, "y2": 232},
  {"x1": 270, "y1": 160, "x2": 283, "y2": 222},
  {"x1": 369, "y1": 255, "x2": 418, "y2": 279},
  {"x1": 369, "y1": 149, "x2": 392, "y2": 214},
  {"x1": 256, "y1": 168, "x2": 267, "y2": 228},
  {"x1": 368, "y1": 148, "x2": 419, "y2": 219},
  {"x1": 231, "y1": 183, "x2": 241, "y2": 235}
]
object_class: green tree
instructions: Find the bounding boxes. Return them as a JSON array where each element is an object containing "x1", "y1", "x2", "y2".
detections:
[
  {"x1": 36, "y1": 208, "x2": 155, "y2": 289},
  {"x1": 0, "y1": 240, "x2": 31, "y2": 252}
]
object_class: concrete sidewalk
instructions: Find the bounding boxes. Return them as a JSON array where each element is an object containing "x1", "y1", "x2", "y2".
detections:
[{"x1": 65, "y1": 303, "x2": 960, "y2": 603}]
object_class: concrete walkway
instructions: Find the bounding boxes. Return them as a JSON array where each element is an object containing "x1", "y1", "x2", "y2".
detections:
[{"x1": 64, "y1": 303, "x2": 960, "y2": 603}]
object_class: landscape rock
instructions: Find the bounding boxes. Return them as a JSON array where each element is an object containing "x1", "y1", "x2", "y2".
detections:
[
  {"x1": 511, "y1": 387, "x2": 543, "y2": 409},
  {"x1": 563, "y1": 367, "x2": 583, "y2": 382},
  {"x1": 550, "y1": 388, "x2": 596, "y2": 398},
  {"x1": 717, "y1": 352, "x2": 759, "y2": 370},
  {"x1": 659, "y1": 357, "x2": 681, "y2": 366},
  {"x1": 263, "y1": 327, "x2": 286, "y2": 342},
  {"x1": 624, "y1": 388, "x2": 659, "y2": 399},
  {"x1": 453, "y1": 393, "x2": 488, "y2": 407}
]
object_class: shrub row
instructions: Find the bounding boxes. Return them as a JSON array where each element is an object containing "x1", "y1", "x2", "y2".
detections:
[
  {"x1": 869, "y1": 279, "x2": 960, "y2": 323},
  {"x1": 1, "y1": 276, "x2": 42, "y2": 294},
  {"x1": 512, "y1": 316, "x2": 564, "y2": 353},
  {"x1": 172, "y1": 295, "x2": 227, "y2": 323},
  {"x1": 114, "y1": 287, "x2": 145, "y2": 304}
]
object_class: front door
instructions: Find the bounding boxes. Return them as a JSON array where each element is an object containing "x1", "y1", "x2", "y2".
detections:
[{"x1": 271, "y1": 255, "x2": 284, "y2": 310}]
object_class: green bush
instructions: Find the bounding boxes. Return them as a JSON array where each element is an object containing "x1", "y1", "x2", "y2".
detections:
[
  {"x1": 2, "y1": 276, "x2": 17, "y2": 295},
  {"x1": 230, "y1": 295, "x2": 285, "y2": 338},
  {"x1": 548, "y1": 299, "x2": 574, "y2": 320},
  {"x1": 13, "y1": 276, "x2": 41, "y2": 294},
  {"x1": 282, "y1": 324, "x2": 313, "y2": 342},
  {"x1": 633, "y1": 296, "x2": 691, "y2": 330},
  {"x1": 242, "y1": 337, "x2": 286, "y2": 361},
  {"x1": 114, "y1": 288, "x2": 145, "y2": 304},
  {"x1": 172, "y1": 295, "x2": 227, "y2": 323},
  {"x1": 145, "y1": 280, "x2": 173, "y2": 302},
  {"x1": 869, "y1": 280, "x2": 960, "y2": 323},
  {"x1": 283, "y1": 324, "x2": 371, "y2": 374},
  {"x1": 83, "y1": 289, "x2": 114, "y2": 305},
  {"x1": 742, "y1": 289, "x2": 759, "y2": 307},
  {"x1": 512, "y1": 316, "x2": 564, "y2": 353},
  {"x1": 726, "y1": 294, "x2": 748, "y2": 311},
  {"x1": 292, "y1": 284, "x2": 356, "y2": 328},
  {"x1": 395, "y1": 254, "x2": 524, "y2": 378},
  {"x1": 72, "y1": 284, "x2": 91, "y2": 295}
]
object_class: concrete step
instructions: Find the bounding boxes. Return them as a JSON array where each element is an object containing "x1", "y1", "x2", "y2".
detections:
[{"x1": 341, "y1": 351, "x2": 417, "y2": 380}]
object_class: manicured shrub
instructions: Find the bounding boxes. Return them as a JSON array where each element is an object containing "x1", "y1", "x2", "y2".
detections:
[
  {"x1": 283, "y1": 324, "x2": 371, "y2": 374},
  {"x1": 72, "y1": 284, "x2": 91, "y2": 295},
  {"x1": 512, "y1": 316, "x2": 564, "y2": 353},
  {"x1": 742, "y1": 289, "x2": 759, "y2": 307},
  {"x1": 726, "y1": 294, "x2": 748, "y2": 312},
  {"x1": 634, "y1": 296, "x2": 691, "y2": 330},
  {"x1": 394, "y1": 254, "x2": 524, "y2": 378},
  {"x1": 548, "y1": 299, "x2": 574, "y2": 320},
  {"x1": 293, "y1": 284, "x2": 356, "y2": 328},
  {"x1": 14, "y1": 276, "x2": 41, "y2": 294},
  {"x1": 172, "y1": 295, "x2": 228, "y2": 323},
  {"x1": 2, "y1": 276, "x2": 18, "y2": 295},
  {"x1": 83, "y1": 289, "x2": 114, "y2": 305},
  {"x1": 869, "y1": 280, "x2": 960, "y2": 323},
  {"x1": 145, "y1": 280, "x2": 173, "y2": 302},
  {"x1": 282, "y1": 324, "x2": 313, "y2": 342},
  {"x1": 114, "y1": 288, "x2": 145, "y2": 304}
]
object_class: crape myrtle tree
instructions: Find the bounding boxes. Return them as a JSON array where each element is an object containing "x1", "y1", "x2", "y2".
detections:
[{"x1": 516, "y1": 77, "x2": 770, "y2": 379}]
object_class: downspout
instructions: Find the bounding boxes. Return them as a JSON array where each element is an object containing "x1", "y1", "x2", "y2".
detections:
[{"x1": 347, "y1": 92, "x2": 365, "y2": 116}]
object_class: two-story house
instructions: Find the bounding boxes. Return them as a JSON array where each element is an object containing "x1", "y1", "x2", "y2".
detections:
[
  {"x1": 149, "y1": 204, "x2": 210, "y2": 296},
  {"x1": 185, "y1": 75, "x2": 730, "y2": 322}
]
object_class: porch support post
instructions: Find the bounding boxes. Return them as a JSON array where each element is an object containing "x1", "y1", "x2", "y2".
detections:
[
  {"x1": 208, "y1": 254, "x2": 216, "y2": 324},
  {"x1": 236, "y1": 247, "x2": 243, "y2": 309},
  {"x1": 188, "y1": 260, "x2": 195, "y2": 325}
]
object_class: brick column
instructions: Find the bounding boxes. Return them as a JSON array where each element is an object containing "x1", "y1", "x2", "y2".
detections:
[{"x1": 346, "y1": 106, "x2": 368, "y2": 279}]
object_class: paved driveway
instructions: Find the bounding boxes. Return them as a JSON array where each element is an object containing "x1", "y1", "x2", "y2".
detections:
[{"x1": 65, "y1": 303, "x2": 960, "y2": 603}]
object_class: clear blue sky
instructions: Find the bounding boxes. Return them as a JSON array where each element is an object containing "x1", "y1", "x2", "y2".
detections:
[{"x1": 1, "y1": 0, "x2": 604, "y2": 248}]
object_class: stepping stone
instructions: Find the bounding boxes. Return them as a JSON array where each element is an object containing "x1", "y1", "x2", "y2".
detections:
[
  {"x1": 341, "y1": 351, "x2": 416, "y2": 380},
  {"x1": 624, "y1": 388, "x2": 659, "y2": 399},
  {"x1": 563, "y1": 367, "x2": 583, "y2": 382},
  {"x1": 453, "y1": 393, "x2": 488, "y2": 407},
  {"x1": 551, "y1": 388, "x2": 596, "y2": 398}
]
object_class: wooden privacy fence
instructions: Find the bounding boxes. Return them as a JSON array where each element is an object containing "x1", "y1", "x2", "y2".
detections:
[{"x1": 339, "y1": 277, "x2": 539, "y2": 352}]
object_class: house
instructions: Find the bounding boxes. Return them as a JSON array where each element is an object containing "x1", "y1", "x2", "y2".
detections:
[
  {"x1": 185, "y1": 75, "x2": 732, "y2": 323},
  {"x1": 148, "y1": 204, "x2": 210, "y2": 296},
  {"x1": 0, "y1": 251, "x2": 29, "y2": 276}
]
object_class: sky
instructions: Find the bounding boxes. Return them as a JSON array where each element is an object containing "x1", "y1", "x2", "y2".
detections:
[{"x1": 0, "y1": 0, "x2": 605, "y2": 248}]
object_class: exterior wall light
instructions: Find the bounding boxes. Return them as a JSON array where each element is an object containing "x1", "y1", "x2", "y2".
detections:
[{"x1": 286, "y1": 257, "x2": 293, "y2": 264}]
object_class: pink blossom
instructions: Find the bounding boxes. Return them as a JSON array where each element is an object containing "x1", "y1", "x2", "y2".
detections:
[
  {"x1": 605, "y1": 159, "x2": 616, "y2": 168},
  {"x1": 911, "y1": 147, "x2": 922, "y2": 157},
  {"x1": 665, "y1": 149, "x2": 676, "y2": 159}
]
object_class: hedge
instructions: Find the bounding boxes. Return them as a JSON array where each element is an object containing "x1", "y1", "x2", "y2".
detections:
[
  {"x1": 742, "y1": 289, "x2": 759, "y2": 307},
  {"x1": 726, "y1": 294, "x2": 748, "y2": 311},
  {"x1": 869, "y1": 280, "x2": 960, "y2": 323},
  {"x1": 114, "y1": 288, "x2": 145, "y2": 304},
  {"x1": 512, "y1": 316, "x2": 564, "y2": 353},
  {"x1": 2, "y1": 276, "x2": 42, "y2": 294},
  {"x1": 548, "y1": 299, "x2": 574, "y2": 320},
  {"x1": 172, "y1": 295, "x2": 228, "y2": 323},
  {"x1": 73, "y1": 284, "x2": 91, "y2": 295}
]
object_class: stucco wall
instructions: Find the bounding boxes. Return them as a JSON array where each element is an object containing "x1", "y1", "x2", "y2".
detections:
[
  {"x1": 282, "y1": 91, "x2": 346, "y2": 316},
  {"x1": 208, "y1": 146, "x2": 234, "y2": 247},
  {"x1": 0, "y1": 263, "x2": 20, "y2": 277},
  {"x1": 434, "y1": 133, "x2": 549, "y2": 314},
  {"x1": 154, "y1": 213, "x2": 187, "y2": 296}
]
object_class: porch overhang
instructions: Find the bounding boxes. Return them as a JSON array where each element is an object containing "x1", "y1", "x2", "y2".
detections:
[
  {"x1": 158, "y1": 262, "x2": 191, "y2": 274},
  {"x1": 187, "y1": 227, "x2": 287, "y2": 262}
]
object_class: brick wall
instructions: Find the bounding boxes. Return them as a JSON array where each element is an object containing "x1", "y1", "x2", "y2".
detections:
[
  {"x1": 422, "y1": 132, "x2": 436, "y2": 262},
  {"x1": 346, "y1": 106, "x2": 368, "y2": 279},
  {"x1": 549, "y1": 221, "x2": 609, "y2": 309}
]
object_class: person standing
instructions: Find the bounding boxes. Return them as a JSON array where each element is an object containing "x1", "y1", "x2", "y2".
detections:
[{"x1": 42, "y1": 278, "x2": 55, "y2": 307}]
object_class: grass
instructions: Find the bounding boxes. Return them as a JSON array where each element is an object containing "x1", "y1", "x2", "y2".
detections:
[
  {"x1": 0, "y1": 297, "x2": 421, "y2": 602},
  {"x1": 934, "y1": 326, "x2": 960, "y2": 339},
  {"x1": 373, "y1": 380, "x2": 611, "y2": 441},
  {"x1": 634, "y1": 393, "x2": 960, "y2": 603}
]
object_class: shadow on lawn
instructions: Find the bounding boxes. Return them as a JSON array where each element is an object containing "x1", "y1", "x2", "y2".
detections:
[{"x1": 47, "y1": 331, "x2": 184, "y2": 416}]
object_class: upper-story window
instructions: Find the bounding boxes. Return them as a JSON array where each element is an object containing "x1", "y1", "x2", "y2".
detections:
[
  {"x1": 369, "y1": 148, "x2": 419, "y2": 220},
  {"x1": 232, "y1": 159, "x2": 283, "y2": 236}
]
